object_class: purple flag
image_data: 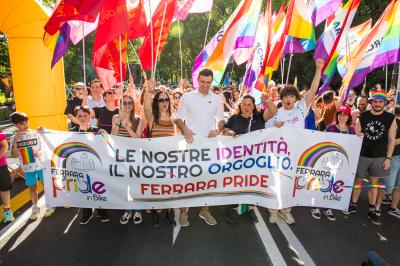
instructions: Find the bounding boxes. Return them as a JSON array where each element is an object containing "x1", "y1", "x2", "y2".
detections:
[{"x1": 51, "y1": 23, "x2": 71, "y2": 68}]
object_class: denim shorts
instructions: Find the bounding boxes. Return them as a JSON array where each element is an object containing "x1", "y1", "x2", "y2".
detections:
[
  {"x1": 383, "y1": 155, "x2": 400, "y2": 192},
  {"x1": 25, "y1": 169, "x2": 44, "y2": 187}
]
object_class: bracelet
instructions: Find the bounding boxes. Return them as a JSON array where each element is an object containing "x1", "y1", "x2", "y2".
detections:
[{"x1": 386, "y1": 157, "x2": 392, "y2": 160}]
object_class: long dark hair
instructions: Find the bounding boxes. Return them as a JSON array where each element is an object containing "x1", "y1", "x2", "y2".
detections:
[{"x1": 152, "y1": 91, "x2": 172, "y2": 124}]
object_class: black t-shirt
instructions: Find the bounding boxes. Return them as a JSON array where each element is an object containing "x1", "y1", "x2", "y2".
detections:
[
  {"x1": 225, "y1": 110, "x2": 266, "y2": 135},
  {"x1": 93, "y1": 106, "x2": 119, "y2": 134},
  {"x1": 393, "y1": 119, "x2": 400, "y2": 156},
  {"x1": 64, "y1": 97, "x2": 83, "y2": 128},
  {"x1": 69, "y1": 126, "x2": 100, "y2": 133},
  {"x1": 359, "y1": 110, "x2": 395, "y2": 158}
]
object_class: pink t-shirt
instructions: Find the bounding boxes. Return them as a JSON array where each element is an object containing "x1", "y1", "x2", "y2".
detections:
[{"x1": 0, "y1": 132, "x2": 7, "y2": 166}]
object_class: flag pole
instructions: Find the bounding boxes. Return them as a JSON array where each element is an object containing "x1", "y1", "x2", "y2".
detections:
[
  {"x1": 178, "y1": 19, "x2": 184, "y2": 80},
  {"x1": 280, "y1": 58, "x2": 284, "y2": 85},
  {"x1": 385, "y1": 65, "x2": 388, "y2": 92},
  {"x1": 119, "y1": 35, "x2": 124, "y2": 108},
  {"x1": 148, "y1": 0, "x2": 154, "y2": 80},
  {"x1": 286, "y1": 53, "x2": 293, "y2": 85},
  {"x1": 203, "y1": 10, "x2": 212, "y2": 48},
  {"x1": 153, "y1": 0, "x2": 168, "y2": 81},
  {"x1": 81, "y1": 22, "x2": 87, "y2": 87},
  {"x1": 393, "y1": 62, "x2": 400, "y2": 114}
]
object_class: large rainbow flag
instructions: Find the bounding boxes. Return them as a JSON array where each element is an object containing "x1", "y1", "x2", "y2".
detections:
[
  {"x1": 202, "y1": 0, "x2": 262, "y2": 85},
  {"x1": 340, "y1": 0, "x2": 399, "y2": 99},
  {"x1": 311, "y1": 0, "x2": 342, "y2": 26},
  {"x1": 314, "y1": 0, "x2": 360, "y2": 93},
  {"x1": 191, "y1": 0, "x2": 246, "y2": 87},
  {"x1": 336, "y1": 20, "x2": 372, "y2": 84}
]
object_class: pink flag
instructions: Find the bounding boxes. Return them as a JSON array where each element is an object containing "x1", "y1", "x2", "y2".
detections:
[{"x1": 175, "y1": 0, "x2": 213, "y2": 20}]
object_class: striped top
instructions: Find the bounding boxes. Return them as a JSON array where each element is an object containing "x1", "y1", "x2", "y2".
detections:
[
  {"x1": 117, "y1": 117, "x2": 141, "y2": 138},
  {"x1": 151, "y1": 118, "x2": 175, "y2": 138}
]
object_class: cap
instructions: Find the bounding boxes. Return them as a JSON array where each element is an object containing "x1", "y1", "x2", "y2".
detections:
[
  {"x1": 74, "y1": 82, "x2": 86, "y2": 88},
  {"x1": 368, "y1": 91, "x2": 389, "y2": 105},
  {"x1": 337, "y1": 105, "x2": 351, "y2": 116}
]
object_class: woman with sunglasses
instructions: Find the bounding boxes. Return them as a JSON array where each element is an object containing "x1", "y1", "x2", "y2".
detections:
[
  {"x1": 143, "y1": 80, "x2": 177, "y2": 227},
  {"x1": 70, "y1": 106, "x2": 109, "y2": 224},
  {"x1": 112, "y1": 95, "x2": 144, "y2": 225}
]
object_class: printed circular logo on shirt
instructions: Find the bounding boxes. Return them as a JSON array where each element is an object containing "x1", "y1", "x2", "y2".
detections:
[{"x1": 364, "y1": 121, "x2": 386, "y2": 141}]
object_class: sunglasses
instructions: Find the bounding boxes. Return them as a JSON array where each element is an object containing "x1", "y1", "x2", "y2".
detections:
[
  {"x1": 158, "y1": 98, "x2": 170, "y2": 103},
  {"x1": 106, "y1": 91, "x2": 116, "y2": 95},
  {"x1": 123, "y1": 101, "x2": 134, "y2": 106},
  {"x1": 174, "y1": 96, "x2": 181, "y2": 99},
  {"x1": 75, "y1": 87, "x2": 85, "y2": 91}
]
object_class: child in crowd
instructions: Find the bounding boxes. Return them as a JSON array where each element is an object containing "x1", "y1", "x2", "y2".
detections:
[{"x1": 10, "y1": 112, "x2": 55, "y2": 220}]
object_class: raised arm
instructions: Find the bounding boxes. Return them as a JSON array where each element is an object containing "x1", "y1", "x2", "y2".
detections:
[{"x1": 305, "y1": 59, "x2": 324, "y2": 109}]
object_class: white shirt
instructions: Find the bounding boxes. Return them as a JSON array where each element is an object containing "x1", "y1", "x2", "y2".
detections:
[
  {"x1": 176, "y1": 90, "x2": 224, "y2": 136},
  {"x1": 265, "y1": 98, "x2": 308, "y2": 129},
  {"x1": 88, "y1": 96, "x2": 105, "y2": 126}
]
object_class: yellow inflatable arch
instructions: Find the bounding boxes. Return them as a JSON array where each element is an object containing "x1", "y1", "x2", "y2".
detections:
[{"x1": 0, "y1": 0, "x2": 66, "y2": 130}]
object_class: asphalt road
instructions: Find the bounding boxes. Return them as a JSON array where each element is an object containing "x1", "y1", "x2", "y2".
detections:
[{"x1": 0, "y1": 190, "x2": 399, "y2": 266}]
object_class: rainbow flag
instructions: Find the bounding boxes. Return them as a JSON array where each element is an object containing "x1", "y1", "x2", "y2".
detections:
[
  {"x1": 314, "y1": 0, "x2": 360, "y2": 94},
  {"x1": 192, "y1": 0, "x2": 245, "y2": 87},
  {"x1": 19, "y1": 147, "x2": 36, "y2": 165},
  {"x1": 282, "y1": 34, "x2": 316, "y2": 58},
  {"x1": 340, "y1": 0, "x2": 399, "y2": 99},
  {"x1": 51, "y1": 23, "x2": 71, "y2": 68},
  {"x1": 311, "y1": 0, "x2": 342, "y2": 26},
  {"x1": 202, "y1": 0, "x2": 262, "y2": 85},
  {"x1": 336, "y1": 20, "x2": 372, "y2": 83},
  {"x1": 287, "y1": 0, "x2": 314, "y2": 40}
]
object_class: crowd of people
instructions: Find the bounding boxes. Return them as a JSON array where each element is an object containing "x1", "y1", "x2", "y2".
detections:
[{"x1": 1, "y1": 59, "x2": 399, "y2": 229}]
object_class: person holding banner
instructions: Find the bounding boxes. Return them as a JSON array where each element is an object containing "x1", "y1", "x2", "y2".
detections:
[
  {"x1": 221, "y1": 94, "x2": 277, "y2": 224},
  {"x1": 265, "y1": 59, "x2": 324, "y2": 225},
  {"x1": 311, "y1": 105, "x2": 355, "y2": 221},
  {"x1": 112, "y1": 95, "x2": 144, "y2": 225},
  {"x1": 346, "y1": 91, "x2": 397, "y2": 225},
  {"x1": 176, "y1": 69, "x2": 225, "y2": 227},
  {"x1": 69, "y1": 106, "x2": 108, "y2": 225},
  {"x1": 143, "y1": 80, "x2": 178, "y2": 227}
]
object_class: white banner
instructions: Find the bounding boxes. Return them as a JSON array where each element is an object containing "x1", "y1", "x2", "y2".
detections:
[{"x1": 41, "y1": 128, "x2": 362, "y2": 211}]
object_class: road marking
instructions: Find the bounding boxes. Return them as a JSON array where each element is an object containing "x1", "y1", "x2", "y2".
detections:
[
  {"x1": 276, "y1": 217, "x2": 316, "y2": 266},
  {"x1": 0, "y1": 196, "x2": 45, "y2": 249},
  {"x1": 254, "y1": 207, "x2": 287, "y2": 266},
  {"x1": 64, "y1": 211, "x2": 79, "y2": 234}
]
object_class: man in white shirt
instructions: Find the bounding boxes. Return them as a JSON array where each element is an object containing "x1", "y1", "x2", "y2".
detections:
[
  {"x1": 265, "y1": 59, "x2": 324, "y2": 225},
  {"x1": 176, "y1": 69, "x2": 225, "y2": 227},
  {"x1": 87, "y1": 79, "x2": 105, "y2": 126}
]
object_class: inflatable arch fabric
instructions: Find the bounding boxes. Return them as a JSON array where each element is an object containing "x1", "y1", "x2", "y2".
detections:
[{"x1": 0, "y1": 0, "x2": 67, "y2": 130}]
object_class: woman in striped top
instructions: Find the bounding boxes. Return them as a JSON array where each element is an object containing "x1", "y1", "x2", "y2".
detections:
[
  {"x1": 111, "y1": 95, "x2": 144, "y2": 225},
  {"x1": 143, "y1": 80, "x2": 177, "y2": 227}
]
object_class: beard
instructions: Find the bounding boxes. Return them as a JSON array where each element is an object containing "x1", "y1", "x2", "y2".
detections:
[{"x1": 372, "y1": 105, "x2": 384, "y2": 112}]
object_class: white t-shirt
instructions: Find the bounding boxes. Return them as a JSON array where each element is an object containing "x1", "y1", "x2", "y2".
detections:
[
  {"x1": 11, "y1": 130, "x2": 43, "y2": 172},
  {"x1": 176, "y1": 90, "x2": 225, "y2": 136},
  {"x1": 265, "y1": 98, "x2": 308, "y2": 129}
]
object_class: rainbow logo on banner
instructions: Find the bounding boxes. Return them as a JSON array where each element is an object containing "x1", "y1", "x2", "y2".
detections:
[
  {"x1": 19, "y1": 147, "x2": 36, "y2": 164},
  {"x1": 298, "y1": 142, "x2": 348, "y2": 168},
  {"x1": 51, "y1": 142, "x2": 101, "y2": 168}
]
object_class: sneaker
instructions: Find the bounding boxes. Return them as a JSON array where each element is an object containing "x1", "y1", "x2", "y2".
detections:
[
  {"x1": 3, "y1": 210, "x2": 15, "y2": 224},
  {"x1": 342, "y1": 203, "x2": 357, "y2": 215},
  {"x1": 44, "y1": 208, "x2": 55, "y2": 218},
  {"x1": 166, "y1": 209, "x2": 176, "y2": 227},
  {"x1": 133, "y1": 210, "x2": 142, "y2": 224},
  {"x1": 311, "y1": 208, "x2": 321, "y2": 219},
  {"x1": 269, "y1": 210, "x2": 278, "y2": 224},
  {"x1": 367, "y1": 211, "x2": 381, "y2": 225},
  {"x1": 120, "y1": 210, "x2": 132, "y2": 224},
  {"x1": 151, "y1": 210, "x2": 160, "y2": 228},
  {"x1": 100, "y1": 215, "x2": 110, "y2": 223},
  {"x1": 199, "y1": 210, "x2": 217, "y2": 225},
  {"x1": 247, "y1": 209, "x2": 258, "y2": 223},
  {"x1": 374, "y1": 206, "x2": 382, "y2": 217},
  {"x1": 30, "y1": 205, "x2": 40, "y2": 221},
  {"x1": 323, "y1": 209, "x2": 336, "y2": 221},
  {"x1": 279, "y1": 209, "x2": 295, "y2": 224},
  {"x1": 80, "y1": 214, "x2": 93, "y2": 225},
  {"x1": 388, "y1": 208, "x2": 400, "y2": 219},
  {"x1": 382, "y1": 193, "x2": 392, "y2": 205},
  {"x1": 179, "y1": 211, "x2": 189, "y2": 227}
]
